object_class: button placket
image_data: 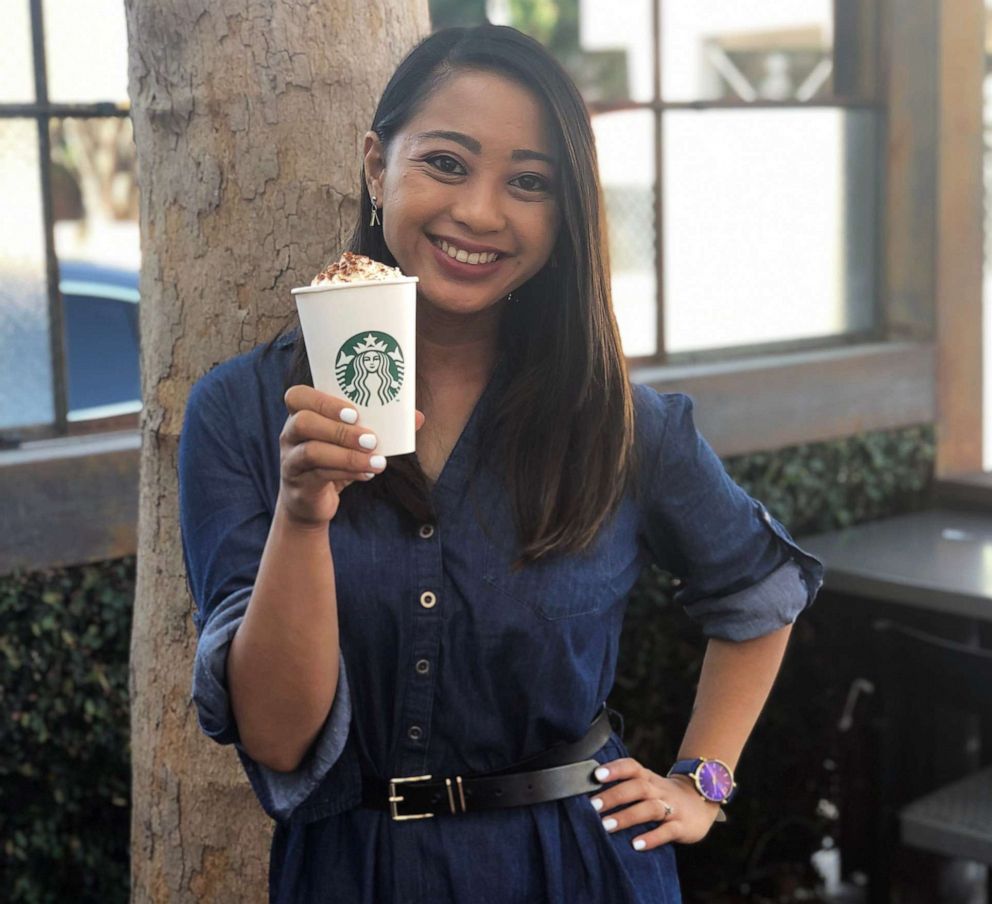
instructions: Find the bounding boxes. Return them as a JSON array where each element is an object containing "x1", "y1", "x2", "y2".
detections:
[{"x1": 396, "y1": 521, "x2": 445, "y2": 776}]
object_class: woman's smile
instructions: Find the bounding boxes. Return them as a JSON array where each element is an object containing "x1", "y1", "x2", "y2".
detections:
[{"x1": 427, "y1": 234, "x2": 507, "y2": 281}]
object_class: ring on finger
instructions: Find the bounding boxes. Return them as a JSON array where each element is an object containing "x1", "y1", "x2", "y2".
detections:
[{"x1": 662, "y1": 802, "x2": 673, "y2": 818}]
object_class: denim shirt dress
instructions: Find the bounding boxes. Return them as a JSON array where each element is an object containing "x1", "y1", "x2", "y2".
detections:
[{"x1": 178, "y1": 332, "x2": 824, "y2": 904}]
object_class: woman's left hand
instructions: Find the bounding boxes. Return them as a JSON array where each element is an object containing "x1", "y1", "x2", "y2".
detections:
[{"x1": 589, "y1": 758, "x2": 723, "y2": 850}]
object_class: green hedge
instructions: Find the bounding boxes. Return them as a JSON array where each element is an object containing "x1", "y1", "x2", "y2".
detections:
[
  {"x1": 0, "y1": 425, "x2": 934, "y2": 903},
  {"x1": 0, "y1": 559, "x2": 134, "y2": 904}
]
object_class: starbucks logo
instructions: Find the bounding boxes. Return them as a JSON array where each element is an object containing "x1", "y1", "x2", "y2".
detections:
[{"x1": 335, "y1": 331, "x2": 405, "y2": 406}]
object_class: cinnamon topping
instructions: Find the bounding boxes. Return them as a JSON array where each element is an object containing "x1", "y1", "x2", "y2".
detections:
[{"x1": 311, "y1": 251, "x2": 404, "y2": 286}]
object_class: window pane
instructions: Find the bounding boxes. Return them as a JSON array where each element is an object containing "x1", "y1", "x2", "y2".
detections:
[
  {"x1": 0, "y1": 120, "x2": 54, "y2": 431},
  {"x1": 471, "y1": 0, "x2": 652, "y2": 104},
  {"x1": 43, "y1": 0, "x2": 129, "y2": 104},
  {"x1": 661, "y1": 1, "x2": 835, "y2": 103},
  {"x1": 0, "y1": 0, "x2": 35, "y2": 103},
  {"x1": 663, "y1": 107, "x2": 876, "y2": 353},
  {"x1": 594, "y1": 109, "x2": 657, "y2": 357},
  {"x1": 51, "y1": 117, "x2": 141, "y2": 421},
  {"x1": 575, "y1": 0, "x2": 654, "y2": 103}
]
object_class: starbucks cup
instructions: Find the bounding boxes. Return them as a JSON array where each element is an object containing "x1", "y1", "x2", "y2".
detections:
[{"x1": 291, "y1": 276, "x2": 418, "y2": 457}]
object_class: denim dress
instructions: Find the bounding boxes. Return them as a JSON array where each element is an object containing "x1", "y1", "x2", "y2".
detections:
[{"x1": 179, "y1": 333, "x2": 824, "y2": 904}]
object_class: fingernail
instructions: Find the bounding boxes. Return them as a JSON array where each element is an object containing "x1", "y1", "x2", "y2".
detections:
[
  {"x1": 595, "y1": 767, "x2": 610, "y2": 781},
  {"x1": 363, "y1": 472, "x2": 375, "y2": 479},
  {"x1": 590, "y1": 797, "x2": 603, "y2": 812},
  {"x1": 602, "y1": 818, "x2": 618, "y2": 831},
  {"x1": 359, "y1": 433, "x2": 377, "y2": 450},
  {"x1": 340, "y1": 408, "x2": 358, "y2": 424},
  {"x1": 369, "y1": 455, "x2": 387, "y2": 470},
  {"x1": 633, "y1": 839, "x2": 646, "y2": 851}
]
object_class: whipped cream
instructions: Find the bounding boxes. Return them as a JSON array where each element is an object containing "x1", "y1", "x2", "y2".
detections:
[{"x1": 311, "y1": 251, "x2": 404, "y2": 286}]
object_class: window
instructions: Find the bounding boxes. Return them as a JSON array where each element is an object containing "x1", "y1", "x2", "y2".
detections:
[
  {"x1": 433, "y1": 0, "x2": 881, "y2": 362},
  {"x1": 0, "y1": 0, "x2": 138, "y2": 445}
]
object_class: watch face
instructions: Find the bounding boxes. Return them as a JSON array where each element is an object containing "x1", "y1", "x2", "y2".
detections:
[{"x1": 697, "y1": 761, "x2": 733, "y2": 801}]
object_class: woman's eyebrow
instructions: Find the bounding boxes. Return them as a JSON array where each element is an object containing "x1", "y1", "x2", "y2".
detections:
[
  {"x1": 412, "y1": 129, "x2": 556, "y2": 166},
  {"x1": 413, "y1": 129, "x2": 481, "y2": 153},
  {"x1": 511, "y1": 147, "x2": 556, "y2": 166}
]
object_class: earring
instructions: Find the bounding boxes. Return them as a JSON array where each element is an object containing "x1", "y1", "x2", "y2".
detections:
[
  {"x1": 506, "y1": 291, "x2": 516, "y2": 303},
  {"x1": 369, "y1": 194, "x2": 380, "y2": 227}
]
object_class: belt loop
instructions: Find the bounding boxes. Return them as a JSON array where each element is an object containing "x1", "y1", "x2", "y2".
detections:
[{"x1": 606, "y1": 705, "x2": 625, "y2": 743}]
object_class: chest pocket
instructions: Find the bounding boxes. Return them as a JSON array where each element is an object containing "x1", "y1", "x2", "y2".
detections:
[{"x1": 482, "y1": 527, "x2": 622, "y2": 621}]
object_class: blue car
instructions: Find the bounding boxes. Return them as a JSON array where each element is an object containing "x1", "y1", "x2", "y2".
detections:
[{"x1": 59, "y1": 260, "x2": 141, "y2": 421}]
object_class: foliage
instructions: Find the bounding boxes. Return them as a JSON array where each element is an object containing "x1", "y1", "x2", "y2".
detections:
[
  {"x1": 0, "y1": 558, "x2": 134, "y2": 904},
  {"x1": 1, "y1": 425, "x2": 934, "y2": 902}
]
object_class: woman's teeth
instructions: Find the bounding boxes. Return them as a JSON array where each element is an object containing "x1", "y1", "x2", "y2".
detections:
[{"x1": 434, "y1": 238, "x2": 500, "y2": 265}]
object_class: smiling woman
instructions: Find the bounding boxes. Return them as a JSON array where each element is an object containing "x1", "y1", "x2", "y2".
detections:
[{"x1": 179, "y1": 22, "x2": 824, "y2": 904}]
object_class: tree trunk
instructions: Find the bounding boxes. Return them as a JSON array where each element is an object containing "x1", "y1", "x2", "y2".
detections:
[{"x1": 123, "y1": 2, "x2": 430, "y2": 899}]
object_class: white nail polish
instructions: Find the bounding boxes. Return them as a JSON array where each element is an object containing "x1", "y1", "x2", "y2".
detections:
[
  {"x1": 359, "y1": 433, "x2": 377, "y2": 450},
  {"x1": 369, "y1": 455, "x2": 386, "y2": 470},
  {"x1": 602, "y1": 817, "x2": 618, "y2": 831},
  {"x1": 595, "y1": 767, "x2": 610, "y2": 781},
  {"x1": 633, "y1": 839, "x2": 646, "y2": 851},
  {"x1": 363, "y1": 472, "x2": 375, "y2": 479},
  {"x1": 590, "y1": 797, "x2": 603, "y2": 812},
  {"x1": 340, "y1": 408, "x2": 358, "y2": 424}
]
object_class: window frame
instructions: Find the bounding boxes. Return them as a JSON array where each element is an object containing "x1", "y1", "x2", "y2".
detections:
[
  {"x1": 588, "y1": 0, "x2": 883, "y2": 365},
  {"x1": 0, "y1": 0, "x2": 137, "y2": 448}
]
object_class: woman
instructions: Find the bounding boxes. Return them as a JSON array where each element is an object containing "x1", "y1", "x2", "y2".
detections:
[{"x1": 179, "y1": 24, "x2": 824, "y2": 903}]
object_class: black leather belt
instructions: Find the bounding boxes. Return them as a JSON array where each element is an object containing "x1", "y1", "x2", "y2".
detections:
[{"x1": 361, "y1": 704, "x2": 615, "y2": 821}]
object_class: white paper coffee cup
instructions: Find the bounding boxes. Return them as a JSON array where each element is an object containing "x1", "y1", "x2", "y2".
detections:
[{"x1": 291, "y1": 276, "x2": 418, "y2": 457}]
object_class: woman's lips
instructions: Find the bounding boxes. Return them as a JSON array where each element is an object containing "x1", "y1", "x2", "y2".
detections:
[{"x1": 428, "y1": 238, "x2": 505, "y2": 280}]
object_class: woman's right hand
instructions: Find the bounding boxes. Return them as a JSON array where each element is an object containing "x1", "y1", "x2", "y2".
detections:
[{"x1": 278, "y1": 385, "x2": 425, "y2": 527}]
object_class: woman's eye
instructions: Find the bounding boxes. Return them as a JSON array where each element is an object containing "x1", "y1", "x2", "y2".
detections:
[
  {"x1": 426, "y1": 154, "x2": 465, "y2": 175},
  {"x1": 512, "y1": 174, "x2": 551, "y2": 193}
]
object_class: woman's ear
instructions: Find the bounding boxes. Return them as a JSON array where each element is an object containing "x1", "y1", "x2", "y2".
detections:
[{"x1": 363, "y1": 131, "x2": 386, "y2": 200}]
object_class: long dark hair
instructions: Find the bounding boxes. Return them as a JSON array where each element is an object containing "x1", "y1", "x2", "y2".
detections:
[{"x1": 270, "y1": 24, "x2": 636, "y2": 563}]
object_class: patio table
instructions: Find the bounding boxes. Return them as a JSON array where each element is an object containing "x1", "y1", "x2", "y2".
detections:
[
  {"x1": 800, "y1": 506, "x2": 992, "y2": 902},
  {"x1": 800, "y1": 507, "x2": 992, "y2": 623}
]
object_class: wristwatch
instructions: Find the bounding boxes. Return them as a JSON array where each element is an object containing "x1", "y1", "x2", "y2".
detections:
[{"x1": 666, "y1": 757, "x2": 737, "y2": 821}]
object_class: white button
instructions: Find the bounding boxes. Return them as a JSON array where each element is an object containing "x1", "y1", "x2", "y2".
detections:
[
  {"x1": 407, "y1": 724, "x2": 423, "y2": 741},
  {"x1": 420, "y1": 590, "x2": 437, "y2": 609},
  {"x1": 418, "y1": 524, "x2": 435, "y2": 539},
  {"x1": 415, "y1": 658, "x2": 431, "y2": 674}
]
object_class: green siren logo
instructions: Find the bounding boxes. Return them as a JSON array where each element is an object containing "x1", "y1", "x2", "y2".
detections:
[{"x1": 335, "y1": 331, "x2": 405, "y2": 406}]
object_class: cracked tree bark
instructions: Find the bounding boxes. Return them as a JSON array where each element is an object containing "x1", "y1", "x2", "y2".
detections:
[{"x1": 123, "y1": 2, "x2": 430, "y2": 900}]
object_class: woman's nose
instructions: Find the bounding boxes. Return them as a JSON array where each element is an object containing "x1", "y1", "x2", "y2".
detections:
[{"x1": 449, "y1": 179, "x2": 507, "y2": 234}]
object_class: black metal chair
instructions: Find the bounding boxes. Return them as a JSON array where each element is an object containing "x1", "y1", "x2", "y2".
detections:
[{"x1": 869, "y1": 617, "x2": 992, "y2": 903}]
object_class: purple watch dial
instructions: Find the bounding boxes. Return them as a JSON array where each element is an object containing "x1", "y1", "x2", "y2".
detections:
[{"x1": 697, "y1": 761, "x2": 733, "y2": 801}]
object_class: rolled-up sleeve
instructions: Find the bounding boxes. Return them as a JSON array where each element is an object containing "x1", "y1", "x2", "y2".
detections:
[
  {"x1": 638, "y1": 390, "x2": 824, "y2": 641},
  {"x1": 179, "y1": 366, "x2": 351, "y2": 822}
]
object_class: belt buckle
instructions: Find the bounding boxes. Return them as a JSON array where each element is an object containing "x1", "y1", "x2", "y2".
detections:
[{"x1": 388, "y1": 774, "x2": 435, "y2": 821}]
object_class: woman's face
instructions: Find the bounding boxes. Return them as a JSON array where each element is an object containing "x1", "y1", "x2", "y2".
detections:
[
  {"x1": 361, "y1": 351, "x2": 381, "y2": 371},
  {"x1": 364, "y1": 69, "x2": 561, "y2": 315}
]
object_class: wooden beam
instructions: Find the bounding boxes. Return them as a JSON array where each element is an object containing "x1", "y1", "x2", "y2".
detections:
[
  {"x1": 0, "y1": 432, "x2": 139, "y2": 574},
  {"x1": 882, "y1": 0, "x2": 939, "y2": 338},
  {"x1": 633, "y1": 341, "x2": 934, "y2": 457},
  {"x1": 935, "y1": 0, "x2": 985, "y2": 475}
]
